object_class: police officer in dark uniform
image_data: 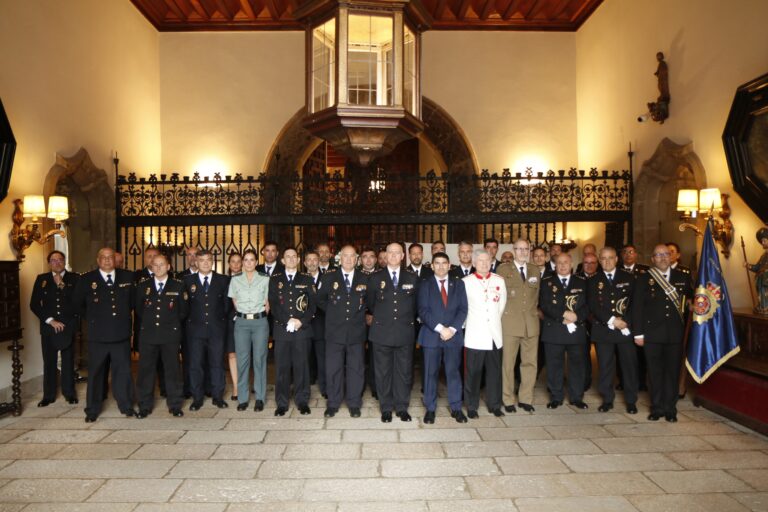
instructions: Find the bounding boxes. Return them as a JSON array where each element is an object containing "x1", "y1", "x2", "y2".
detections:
[
  {"x1": 407, "y1": 243, "x2": 433, "y2": 280},
  {"x1": 367, "y1": 242, "x2": 420, "y2": 423},
  {"x1": 539, "y1": 253, "x2": 589, "y2": 409},
  {"x1": 620, "y1": 243, "x2": 650, "y2": 391},
  {"x1": 304, "y1": 250, "x2": 327, "y2": 398},
  {"x1": 632, "y1": 244, "x2": 693, "y2": 422},
  {"x1": 317, "y1": 245, "x2": 369, "y2": 418},
  {"x1": 135, "y1": 253, "x2": 189, "y2": 418},
  {"x1": 358, "y1": 247, "x2": 379, "y2": 399},
  {"x1": 72, "y1": 247, "x2": 136, "y2": 422},
  {"x1": 588, "y1": 247, "x2": 638, "y2": 414},
  {"x1": 134, "y1": 247, "x2": 167, "y2": 396},
  {"x1": 183, "y1": 249, "x2": 230, "y2": 410},
  {"x1": 30, "y1": 250, "x2": 80, "y2": 406},
  {"x1": 449, "y1": 241, "x2": 475, "y2": 280},
  {"x1": 269, "y1": 247, "x2": 317, "y2": 416}
]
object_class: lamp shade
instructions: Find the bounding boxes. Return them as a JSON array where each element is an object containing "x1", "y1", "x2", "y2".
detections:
[
  {"x1": 47, "y1": 196, "x2": 69, "y2": 221},
  {"x1": 22, "y1": 195, "x2": 46, "y2": 220},
  {"x1": 699, "y1": 188, "x2": 723, "y2": 212},
  {"x1": 676, "y1": 189, "x2": 698, "y2": 212}
]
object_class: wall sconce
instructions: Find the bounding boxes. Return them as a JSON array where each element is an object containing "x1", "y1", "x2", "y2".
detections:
[
  {"x1": 556, "y1": 221, "x2": 577, "y2": 252},
  {"x1": 11, "y1": 195, "x2": 68, "y2": 261},
  {"x1": 677, "y1": 187, "x2": 733, "y2": 257},
  {"x1": 638, "y1": 52, "x2": 670, "y2": 124}
]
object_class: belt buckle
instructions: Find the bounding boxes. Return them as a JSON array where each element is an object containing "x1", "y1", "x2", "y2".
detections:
[{"x1": 246, "y1": 313, "x2": 255, "y2": 320}]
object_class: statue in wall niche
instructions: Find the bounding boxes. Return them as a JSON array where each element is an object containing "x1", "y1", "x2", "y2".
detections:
[
  {"x1": 648, "y1": 52, "x2": 670, "y2": 123},
  {"x1": 745, "y1": 227, "x2": 768, "y2": 314}
]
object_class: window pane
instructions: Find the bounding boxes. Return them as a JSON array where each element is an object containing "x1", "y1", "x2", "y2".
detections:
[
  {"x1": 312, "y1": 18, "x2": 336, "y2": 112},
  {"x1": 348, "y1": 14, "x2": 393, "y2": 107}
]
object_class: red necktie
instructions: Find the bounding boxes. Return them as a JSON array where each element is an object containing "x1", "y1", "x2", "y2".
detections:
[{"x1": 440, "y1": 279, "x2": 448, "y2": 307}]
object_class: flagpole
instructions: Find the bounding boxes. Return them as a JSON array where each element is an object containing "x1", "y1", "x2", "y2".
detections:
[{"x1": 741, "y1": 236, "x2": 758, "y2": 310}]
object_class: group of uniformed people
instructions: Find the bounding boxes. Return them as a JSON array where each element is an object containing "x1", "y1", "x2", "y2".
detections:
[{"x1": 29, "y1": 237, "x2": 692, "y2": 424}]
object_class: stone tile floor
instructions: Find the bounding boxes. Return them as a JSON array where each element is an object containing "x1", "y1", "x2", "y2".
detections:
[{"x1": 0, "y1": 381, "x2": 766, "y2": 511}]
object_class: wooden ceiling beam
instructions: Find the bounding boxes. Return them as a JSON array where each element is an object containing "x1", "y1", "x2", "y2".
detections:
[
  {"x1": 548, "y1": 0, "x2": 571, "y2": 19},
  {"x1": 163, "y1": 0, "x2": 188, "y2": 20},
  {"x1": 479, "y1": 0, "x2": 495, "y2": 20},
  {"x1": 501, "y1": 0, "x2": 523, "y2": 20},
  {"x1": 189, "y1": 0, "x2": 212, "y2": 19},
  {"x1": 525, "y1": 0, "x2": 548, "y2": 20},
  {"x1": 213, "y1": 0, "x2": 235, "y2": 19},
  {"x1": 455, "y1": 0, "x2": 472, "y2": 20},
  {"x1": 433, "y1": 0, "x2": 449, "y2": 19},
  {"x1": 264, "y1": 0, "x2": 284, "y2": 20},
  {"x1": 238, "y1": 0, "x2": 257, "y2": 18}
]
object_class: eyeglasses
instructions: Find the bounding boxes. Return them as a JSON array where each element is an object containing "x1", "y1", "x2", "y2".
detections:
[{"x1": 653, "y1": 252, "x2": 670, "y2": 257}]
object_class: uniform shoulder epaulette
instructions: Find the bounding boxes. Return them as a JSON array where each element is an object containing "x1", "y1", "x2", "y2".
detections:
[
  {"x1": 542, "y1": 275, "x2": 553, "y2": 281},
  {"x1": 169, "y1": 277, "x2": 183, "y2": 284},
  {"x1": 138, "y1": 276, "x2": 151, "y2": 283},
  {"x1": 271, "y1": 272, "x2": 284, "y2": 277},
  {"x1": 404, "y1": 267, "x2": 417, "y2": 275},
  {"x1": 573, "y1": 274, "x2": 586, "y2": 282},
  {"x1": 325, "y1": 267, "x2": 339, "y2": 273}
]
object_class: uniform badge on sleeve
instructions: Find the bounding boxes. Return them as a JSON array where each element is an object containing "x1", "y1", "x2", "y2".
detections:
[
  {"x1": 190, "y1": 284, "x2": 197, "y2": 293},
  {"x1": 380, "y1": 281, "x2": 386, "y2": 289},
  {"x1": 279, "y1": 282, "x2": 284, "y2": 289},
  {"x1": 91, "y1": 282, "x2": 98, "y2": 290},
  {"x1": 333, "y1": 282, "x2": 339, "y2": 290}
]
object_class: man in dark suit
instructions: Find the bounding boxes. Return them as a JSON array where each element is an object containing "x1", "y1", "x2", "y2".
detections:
[
  {"x1": 134, "y1": 247, "x2": 159, "y2": 283},
  {"x1": 30, "y1": 250, "x2": 80, "y2": 406},
  {"x1": 256, "y1": 240, "x2": 284, "y2": 277},
  {"x1": 417, "y1": 252, "x2": 468, "y2": 423},
  {"x1": 358, "y1": 247, "x2": 379, "y2": 399},
  {"x1": 183, "y1": 249, "x2": 230, "y2": 410},
  {"x1": 588, "y1": 247, "x2": 638, "y2": 414},
  {"x1": 269, "y1": 247, "x2": 317, "y2": 416},
  {"x1": 133, "y1": 246, "x2": 166, "y2": 396},
  {"x1": 484, "y1": 238, "x2": 502, "y2": 273},
  {"x1": 176, "y1": 246, "x2": 199, "y2": 278},
  {"x1": 619, "y1": 243, "x2": 650, "y2": 391},
  {"x1": 546, "y1": 243, "x2": 562, "y2": 276},
  {"x1": 407, "y1": 243, "x2": 433, "y2": 280},
  {"x1": 367, "y1": 242, "x2": 420, "y2": 423},
  {"x1": 632, "y1": 244, "x2": 693, "y2": 422},
  {"x1": 317, "y1": 245, "x2": 369, "y2": 418},
  {"x1": 72, "y1": 247, "x2": 136, "y2": 422},
  {"x1": 576, "y1": 252, "x2": 599, "y2": 392},
  {"x1": 449, "y1": 241, "x2": 475, "y2": 279},
  {"x1": 539, "y1": 253, "x2": 589, "y2": 410},
  {"x1": 135, "y1": 253, "x2": 188, "y2": 418},
  {"x1": 304, "y1": 250, "x2": 327, "y2": 398},
  {"x1": 316, "y1": 242, "x2": 337, "y2": 274}
]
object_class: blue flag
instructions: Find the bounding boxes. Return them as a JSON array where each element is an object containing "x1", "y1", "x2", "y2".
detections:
[{"x1": 686, "y1": 220, "x2": 740, "y2": 383}]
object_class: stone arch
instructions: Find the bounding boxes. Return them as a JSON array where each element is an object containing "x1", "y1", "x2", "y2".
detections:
[
  {"x1": 634, "y1": 138, "x2": 707, "y2": 268},
  {"x1": 263, "y1": 96, "x2": 479, "y2": 177},
  {"x1": 43, "y1": 148, "x2": 115, "y2": 272}
]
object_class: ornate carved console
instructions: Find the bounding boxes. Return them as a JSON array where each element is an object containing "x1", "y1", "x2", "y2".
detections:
[{"x1": 0, "y1": 260, "x2": 23, "y2": 416}]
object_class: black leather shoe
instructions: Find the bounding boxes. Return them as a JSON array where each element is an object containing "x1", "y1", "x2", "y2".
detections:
[
  {"x1": 467, "y1": 410, "x2": 479, "y2": 419},
  {"x1": 170, "y1": 408, "x2": 184, "y2": 417},
  {"x1": 491, "y1": 408, "x2": 505, "y2": 417},
  {"x1": 570, "y1": 400, "x2": 588, "y2": 410},
  {"x1": 647, "y1": 413, "x2": 661, "y2": 421},
  {"x1": 189, "y1": 400, "x2": 203, "y2": 411},
  {"x1": 298, "y1": 404, "x2": 311, "y2": 415},
  {"x1": 349, "y1": 407, "x2": 361, "y2": 418},
  {"x1": 519, "y1": 403, "x2": 535, "y2": 413},
  {"x1": 254, "y1": 400, "x2": 264, "y2": 412},
  {"x1": 324, "y1": 407, "x2": 338, "y2": 418},
  {"x1": 397, "y1": 410, "x2": 412, "y2": 422},
  {"x1": 381, "y1": 411, "x2": 392, "y2": 423},
  {"x1": 65, "y1": 396, "x2": 79, "y2": 405},
  {"x1": 212, "y1": 398, "x2": 228, "y2": 408},
  {"x1": 37, "y1": 399, "x2": 54, "y2": 407},
  {"x1": 137, "y1": 409, "x2": 151, "y2": 419},
  {"x1": 423, "y1": 411, "x2": 435, "y2": 424},
  {"x1": 451, "y1": 410, "x2": 468, "y2": 423},
  {"x1": 237, "y1": 403, "x2": 249, "y2": 411},
  {"x1": 626, "y1": 404, "x2": 638, "y2": 414},
  {"x1": 504, "y1": 405, "x2": 517, "y2": 413},
  {"x1": 598, "y1": 402, "x2": 613, "y2": 412},
  {"x1": 546, "y1": 400, "x2": 563, "y2": 409},
  {"x1": 665, "y1": 413, "x2": 678, "y2": 423},
  {"x1": 121, "y1": 408, "x2": 138, "y2": 417},
  {"x1": 274, "y1": 406, "x2": 288, "y2": 416},
  {"x1": 84, "y1": 414, "x2": 97, "y2": 423}
]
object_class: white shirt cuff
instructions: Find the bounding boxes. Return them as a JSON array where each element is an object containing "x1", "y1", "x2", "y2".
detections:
[
  {"x1": 566, "y1": 323, "x2": 577, "y2": 334},
  {"x1": 607, "y1": 315, "x2": 616, "y2": 330},
  {"x1": 434, "y1": 323, "x2": 445, "y2": 333},
  {"x1": 45, "y1": 317, "x2": 54, "y2": 324}
]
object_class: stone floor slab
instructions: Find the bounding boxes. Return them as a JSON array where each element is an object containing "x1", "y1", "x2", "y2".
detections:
[
  {"x1": 495, "y1": 456, "x2": 571, "y2": 475},
  {"x1": 477, "y1": 427, "x2": 552, "y2": 441},
  {"x1": 172, "y1": 479, "x2": 303, "y2": 502},
  {"x1": 702, "y1": 435, "x2": 768, "y2": 451},
  {"x1": 284, "y1": 443, "x2": 361, "y2": 460},
  {"x1": 225, "y1": 418, "x2": 325, "y2": 431},
  {"x1": 130, "y1": 443, "x2": 219, "y2": 460},
  {"x1": 515, "y1": 496, "x2": 638, "y2": 512},
  {"x1": 327, "y1": 418, "x2": 421, "y2": 430},
  {"x1": 343, "y1": 430, "x2": 399, "y2": 443},
  {"x1": 167, "y1": 460, "x2": 262, "y2": 478},
  {"x1": 560, "y1": 453, "x2": 681, "y2": 472},
  {"x1": 53, "y1": 443, "x2": 140, "y2": 459},
  {"x1": 336, "y1": 502, "x2": 428, "y2": 512},
  {"x1": 668, "y1": 450, "x2": 768, "y2": 470},
  {"x1": 91, "y1": 418, "x2": 228, "y2": 431},
  {"x1": 465, "y1": 475, "x2": 571, "y2": 498},
  {"x1": 22, "y1": 504, "x2": 136, "y2": 512},
  {"x1": 628, "y1": 492, "x2": 751, "y2": 512},
  {"x1": 518, "y1": 438, "x2": 602, "y2": 456},
  {"x1": 0, "y1": 443, "x2": 66, "y2": 459},
  {"x1": 227, "y1": 504, "x2": 336, "y2": 512},
  {"x1": 264, "y1": 430, "x2": 341, "y2": 444},
  {"x1": 259, "y1": 459, "x2": 379, "y2": 479},
  {"x1": 362, "y1": 442, "x2": 444, "y2": 459},
  {"x1": 399, "y1": 428, "x2": 480, "y2": 443},
  {"x1": 543, "y1": 425, "x2": 614, "y2": 439},
  {"x1": 100, "y1": 430, "x2": 185, "y2": 444},
  {"x1": 593, "y1": 435, "x2": 715, "y2": 453},
  {"x1": 10, "y1": 430, "x2": 109, "y2": 444},
  {"x1": 0, "y1": 478, "x2": 104, "y2": 502},
  {"x1": 88, "y1": 478, "x2": 182, "y2": 502},
  {"x1": 729, "y1": 469, "x2": 768, "y2": 491},
  {"x1": 427, "y1": 498, "x2": 517, "y2": 511},
  {"x1": 605, "y1": 422, "x2": 739, "y2": 437},
  {"x1": 301, "y1": 477, "x2": 469, "y2": 502},
  {"x1": 730, "y1": 492, "x2": 768, "y2": 511},
  {"x1": 177, "y1": 430, "x2": 266, "y2": 444},
  {"x1": 211, "y1": 444, "x2": 286, "y2": 460},
  {"x1": 6, "y1": 418, "x2": 93, "y2": 430},
  {"x1": 501, "y1": 413, "x2": 632, "y2": 428},
  {"x1": 381, "y1": 457, "x2": 499, "y2": 477},
  {"x1": 0, "y1": 459, "x2": 175, "y2": 479},
  {"x1": 558, "y1": 471, "x2": 663, "y2": 495},
  {"x1": 133, "y1": 505, "x2": 227, "y2": 512},
  {"x1": 0, "y1": 430, "x2": 26, "y2": 443},
  {"x1": 645, "y1": 469, "x2": 754, "y2": 493}
]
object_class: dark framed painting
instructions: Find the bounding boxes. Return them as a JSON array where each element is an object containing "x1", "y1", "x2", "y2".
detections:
[
  {"x1": 723, "y1": 71, "x2": 768, "y2": 223},
  {"x1": 0, "y1": 98, "x2": 16, "y2": 204}
]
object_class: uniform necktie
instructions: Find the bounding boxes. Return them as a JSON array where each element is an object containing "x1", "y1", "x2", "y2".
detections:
[
  {"x1": 288, "y1": 274, "x2": 293, "y2": 285},
  {"x1": 440, "y1": 279, "x2": 448, "y2": 307},
  {"x1": 106, "y1": 274, "x2": 113, "y2": 286},
  {"x1": 344, "y1": 273, "x2": 351, "y2": 293},
  {"x1": 157, "y1": 282, "x2": 164, "y2": 294},
  {"x1": 392, "y1": 271, "x2": 398, "y2": 287},
  {"x1": 562, "y1": 278, "x2": 567, "y2": 287},
  {"x1": 320, "y1": 267, "x2": 326, "y2": 274},
  {"x1": 203, "y1": 275, "x2": 209, "y2": 293},
  {"x1": 266, "y1": 266, "x2": 272, "y2": 275},
  {"x1": 520, "y1": 266, "x2": 526, "y2": 281},
  {"x1": 607, "y1": 273, "x2": 613, "y2": 284},
  {"x1": 464, "y1": 268, "x2": 469, "y2": 276}
]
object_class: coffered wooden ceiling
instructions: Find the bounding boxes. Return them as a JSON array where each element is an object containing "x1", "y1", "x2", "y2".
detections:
[{"x1": 130, "y1": 0, "x2": 602, "y2": 31}]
